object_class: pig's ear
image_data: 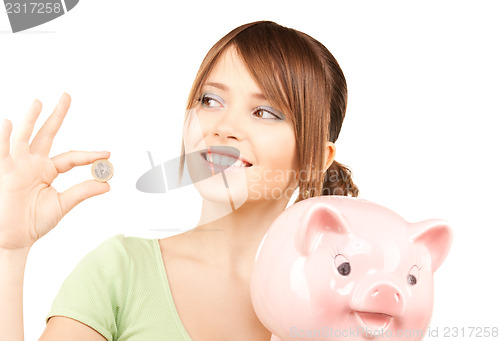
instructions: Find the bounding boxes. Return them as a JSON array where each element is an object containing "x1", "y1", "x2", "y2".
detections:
[
  {"x1": 295, "y1": 202, "x2": 350, "y2": 257},
  {"x1": 410, "y1": 219, "x2": 453, "y2": 272}
]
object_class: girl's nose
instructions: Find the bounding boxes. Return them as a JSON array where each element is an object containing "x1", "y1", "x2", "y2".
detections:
[{"x1": 212, "y1": 107, "x2": 244, "y2": 141}]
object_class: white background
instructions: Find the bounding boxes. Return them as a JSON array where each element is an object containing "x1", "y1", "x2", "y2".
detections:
[{"x1": 1, "y1": 1, "x2": 499, "y2": 340}]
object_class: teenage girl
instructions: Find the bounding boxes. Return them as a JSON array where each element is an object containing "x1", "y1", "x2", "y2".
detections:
[{"x1": 0, "y1": 20, "x2": 358, "y2": 340}]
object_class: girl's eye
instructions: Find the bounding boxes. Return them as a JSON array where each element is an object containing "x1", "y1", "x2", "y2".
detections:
[
  {"x1": 199, "y1": 94, "x2": 223, "y2": 108},
  {"x1": 253, "y1": 108, "x2": 284, "y2": 120},
  {"x1": 197, "y1": 93, "x2": 284, "y2": 120}
]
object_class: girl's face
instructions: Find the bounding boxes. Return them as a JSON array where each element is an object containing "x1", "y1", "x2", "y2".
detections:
[{"x1": 183, "y1": 45, "x2": 299, "y2": 208}]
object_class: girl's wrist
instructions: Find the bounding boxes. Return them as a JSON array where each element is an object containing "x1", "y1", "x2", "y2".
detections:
[{"x1": 0, "y1": 245, "x2": 31, "y2": 261}]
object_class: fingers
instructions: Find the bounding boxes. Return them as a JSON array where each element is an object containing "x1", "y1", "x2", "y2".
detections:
[
  {"x1": 11, "y1": 99, "x2": 43, "y2": 157},
  {"x1": 51, "y1": 150, "x2": 110, "y2": 174},
  {"x1": 58, "y1": 179, "x2": 110, "y2": 218},
  {"x1": 0, "y1": 119, "x2": 13, "y2": 159},
  {"x1": 52, "y1": 150, "x2": 111, "y2": 217},
  {"x1": 30, "y1": 93, "x2": 71, "y2": 156}
]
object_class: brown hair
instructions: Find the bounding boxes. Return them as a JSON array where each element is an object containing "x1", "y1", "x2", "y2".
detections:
[{"x1": 178, "y1": 20, "x2": 359, "y2": 203}]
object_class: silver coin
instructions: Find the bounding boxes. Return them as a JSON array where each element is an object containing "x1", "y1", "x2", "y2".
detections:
[{"x1": 91, "y1": 159, "x2": 114, "y2": 182}]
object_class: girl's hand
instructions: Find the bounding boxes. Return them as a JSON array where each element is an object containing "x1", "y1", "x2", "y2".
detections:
[{"x1": 0, "y1": 93, "x2": 111, "y2": 250}]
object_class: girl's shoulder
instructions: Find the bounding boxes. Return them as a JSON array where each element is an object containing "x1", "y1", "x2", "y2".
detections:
[{"x1": 102, "y1": 233, "x2": 166, "y2": 268}]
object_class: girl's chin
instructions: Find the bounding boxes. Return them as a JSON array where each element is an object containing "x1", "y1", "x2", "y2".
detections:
[{"x1": 194, "y1": 182, "x2": 250, "y2": 206}]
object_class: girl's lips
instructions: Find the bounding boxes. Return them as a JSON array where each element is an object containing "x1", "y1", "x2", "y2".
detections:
[
  {"x1": 200, "y1": 151, "x2": 252, "y2": 174},
  {"x1": 204, "y1": 145, "x2": 253, "y2": 165}
]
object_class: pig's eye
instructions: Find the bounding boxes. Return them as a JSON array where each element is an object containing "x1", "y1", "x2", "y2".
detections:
[
  {"x1": 338, "y1": 262, "x2": 351, "y2": 276},
  {"x1": 333, "y1": 254, "x2": 351, "y2": 276},
  {"x1": 407, "y1": 265, "x2": 420, "y2": 286}
]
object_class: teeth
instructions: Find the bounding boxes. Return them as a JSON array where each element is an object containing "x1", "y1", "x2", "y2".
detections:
[
  {"x1": 220, "y1": 155, "x2": 233, "y2": 166},
  {"x1": 204, "y1": 152, "x2": 249, "y2": 167},
  {"x1": 212, "y1": 153, "x2": 221, "y2": 165}
]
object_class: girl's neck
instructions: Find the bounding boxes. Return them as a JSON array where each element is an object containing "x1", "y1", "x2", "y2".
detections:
[{"x1": 186, "y1": 197, "x2": 291, "y2": 281}]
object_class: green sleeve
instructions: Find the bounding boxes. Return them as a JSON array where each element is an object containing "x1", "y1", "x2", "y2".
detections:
[{"x1": 45, "y1": 234, "x2": 130, "y2": 341}]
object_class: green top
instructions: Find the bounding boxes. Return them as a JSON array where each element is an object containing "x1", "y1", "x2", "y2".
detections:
[{"x1": 45, "y1": 234, "x2": 193, "y2": 341}]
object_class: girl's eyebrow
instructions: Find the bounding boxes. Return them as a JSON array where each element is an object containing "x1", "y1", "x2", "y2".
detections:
[{"x1": 204, "y1": 81, "x2": 267, "y2": 100}]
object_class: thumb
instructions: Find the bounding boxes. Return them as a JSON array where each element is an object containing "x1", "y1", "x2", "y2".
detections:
[{"x1": 58, "y1": 179, "x2": 110, "y2": 217}]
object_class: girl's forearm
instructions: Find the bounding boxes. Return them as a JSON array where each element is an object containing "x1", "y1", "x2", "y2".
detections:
[{"x1": 0, "y1": 246, "x2": 31, "y2": 341}]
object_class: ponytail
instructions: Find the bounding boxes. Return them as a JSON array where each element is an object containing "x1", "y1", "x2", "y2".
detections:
[{"x1": 321, "y1": 160, "x2": 359, "y2": 197}]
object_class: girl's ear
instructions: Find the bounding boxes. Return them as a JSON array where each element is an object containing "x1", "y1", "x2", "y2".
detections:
[
  {"x1": 410, "y1": 219, "x2": 453, "y2": 272},
  {"x1": 295, "y1": 202, "x2": 350, "y2": 256},
  {"x1": 323, "y1": 142, "x2": 336, "y2": 172}
]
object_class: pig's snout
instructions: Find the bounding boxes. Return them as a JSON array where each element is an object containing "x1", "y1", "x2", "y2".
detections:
[{"x1": 360, "y1": 283, "x2": 405, "y2": 318}]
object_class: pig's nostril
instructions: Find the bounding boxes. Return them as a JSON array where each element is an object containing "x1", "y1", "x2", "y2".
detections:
[
  {"x1": 372, "y1": 290, "x2": 379, "y2": 297},
  {"x1": 394, "y1": 293, "x2": 400, "y2": 302}
]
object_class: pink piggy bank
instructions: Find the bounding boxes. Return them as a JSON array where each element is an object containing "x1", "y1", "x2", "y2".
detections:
[{"x1": 250, "y1": 196, "x2": 452, "y2": 341}]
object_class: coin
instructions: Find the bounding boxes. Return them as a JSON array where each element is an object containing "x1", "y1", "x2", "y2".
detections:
[{"x1": 91, "y1": 159, "x2": 114, "y2": 182}]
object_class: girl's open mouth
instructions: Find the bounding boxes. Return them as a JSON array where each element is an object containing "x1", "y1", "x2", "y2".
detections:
[{"x1": 201, "y1": 152, "x2": 252, "y2": 169}]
